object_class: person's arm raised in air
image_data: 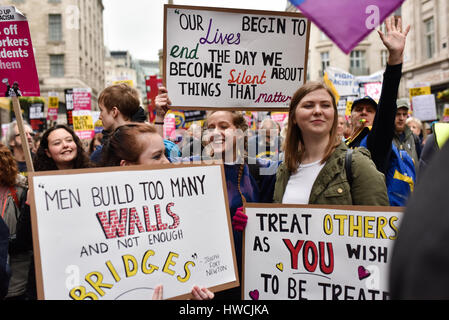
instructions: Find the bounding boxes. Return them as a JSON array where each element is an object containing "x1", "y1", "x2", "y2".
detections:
[{"x1": 367, "y1": 16, "x2": 410, "y2": 174}]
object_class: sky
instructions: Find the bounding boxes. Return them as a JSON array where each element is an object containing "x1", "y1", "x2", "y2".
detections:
[{"x1": 103, "y1": 0, "x2": 289, "y2": 61}]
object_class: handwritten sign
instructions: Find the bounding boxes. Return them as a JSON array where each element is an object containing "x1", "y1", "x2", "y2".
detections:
[
  {"x1": 243, "y1": 204, "x2": 403, "y2": 300},
  {"x1": 0, "y1": 6, "x2": 40, "y2": 97},
  {"x1": 164, "y1": 5, "x2": 310, "y2": 110},
  {"x1": 29, "y1": 164, "x2": 238, "y2": 300},
  {"x1": 412, "y1": 94, "x2": 437, "y2": 122}
]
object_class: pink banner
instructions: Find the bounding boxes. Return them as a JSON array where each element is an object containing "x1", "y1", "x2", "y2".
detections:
[
  {"x1": 73, "y1": 88, "x2": 92, "y2": 111},
  {"x1": 0, "y1": 6, "x2": 40, "y2": 97}
]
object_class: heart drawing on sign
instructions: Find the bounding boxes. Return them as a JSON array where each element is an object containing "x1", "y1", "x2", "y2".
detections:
[
  {"x1": 358, "y1": 266, "x2": 371, "y2": 280},
  {"x1": 249, "y1": 289, "x2": 259, "y2": 300},
  {"x1": 276, "y1": 262, "x2": 283, "y2": 272}
]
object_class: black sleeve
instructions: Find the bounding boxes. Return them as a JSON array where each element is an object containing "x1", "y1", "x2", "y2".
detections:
[
  {"x1": 366, "y1": 63, "x2": 403, "y2": 174},
  {"x1": 418, "y1": 134, "x2": 438, "y2": 182},
  {"x1": 11, "y1": 199, "x2": 33, "y2": 254},
  {"x1": 0, "y1": 217, "x2": 10, "y2": 300}
]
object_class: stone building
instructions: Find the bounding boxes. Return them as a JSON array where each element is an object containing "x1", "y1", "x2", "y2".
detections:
[
  {"x1": 400, "y1": 0, "x2": 449, "y2": 118},
  {"x1": 4, "y1": 0, "x2": 105, "y2": 119}
]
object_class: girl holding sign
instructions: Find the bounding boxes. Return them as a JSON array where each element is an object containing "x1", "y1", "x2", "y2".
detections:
[
  {"x1": 99, "y1": 122, "x2": 214, "y2": 300},
  {"x1": 154, "y1": 88, "x2": 278, "y2": 299},
  {"x1": 273, "y1": 82, "x2": 389, "y2": 206}
]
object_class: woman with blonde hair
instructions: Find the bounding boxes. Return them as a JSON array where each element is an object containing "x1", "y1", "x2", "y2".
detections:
[{"x1": 273, "y1": 82, "x2": 389, "y2": 206}]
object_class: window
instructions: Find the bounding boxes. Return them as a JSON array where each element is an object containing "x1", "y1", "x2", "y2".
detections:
[
  {"x1": 48, "y1": 14, "x2": 62, "y2": 41},
  {"x1": 381, "y1": 50, "x2": 388, "y2": 68},
  {"x1": 350, "y1": 50, "x2": 366, "y2": 69},
  {"x1": 50, "y1": 55, "x2": 64, "y2": 77},
  {"x1": 350, "y1": 50, "x2": 367, "y2": 75},
  {"x1": 320, "y1": 51, "x2": 330, "y2": 72},
  {"x1": 424, "y1": 17, "x2": 435, "y2": 59}
]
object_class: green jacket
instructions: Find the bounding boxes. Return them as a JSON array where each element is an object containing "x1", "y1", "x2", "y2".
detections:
[{"x1": 273, "y1": 142, "x2": 389, "y2": 206}]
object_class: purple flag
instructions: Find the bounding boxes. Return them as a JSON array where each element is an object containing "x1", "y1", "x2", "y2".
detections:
[{"x1": 289, "y1": 0, "x2": 405, "y2": 54}]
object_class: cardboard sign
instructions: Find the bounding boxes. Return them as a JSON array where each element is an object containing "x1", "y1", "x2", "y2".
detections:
[
  {"x1": 243, "y1": 204, "x2": 403, "y2": 300},
  {"x1": 29, "y1": 163, "x2": 238, "y2": 300},
  {"x1": 164, "y1": 5, "x2": 310, "y2": 111},
  {"x1": 412, "y1": 94, "x2": 437, "y2": 122},
  {"x1": 0, "y1": 6, "x2": 40, "y2": 97}
]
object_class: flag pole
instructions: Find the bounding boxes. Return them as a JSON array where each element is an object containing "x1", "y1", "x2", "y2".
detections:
[{"x1": 12, "y1": 96, "x2": 35, "y2": 173}]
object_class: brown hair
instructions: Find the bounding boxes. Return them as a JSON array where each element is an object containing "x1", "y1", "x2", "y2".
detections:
[
  {"x1": 100, "y1": 123, "x2": 158, "y2": 166},
  {"x1": 98, "y1": 83, "x2": 140, "y2": 120},
  {"x1": 284, "y1": 81, "x2": 340, "y2": 173},
  {"x1": 33, "y1": 125, "x2": 91, "y2": 171},
  {"x1": 205, "y1": 110, "x2": 249, "y2": 159},
  {"x1": 0, "y1": 143, "x2": 19, "y2": 187}
]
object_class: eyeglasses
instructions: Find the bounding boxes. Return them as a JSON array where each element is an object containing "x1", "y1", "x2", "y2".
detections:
[{"x1": 16, "y1": 132, "x2": 36, "y2": 137}]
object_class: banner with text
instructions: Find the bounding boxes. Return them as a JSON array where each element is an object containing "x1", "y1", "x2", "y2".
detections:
[
  {"x1": 29, "y1": 164, "x2": 238, "y2": 300},
  {"x1": 72, "y1": 109, "x2": 95, "y2": 140},
  {"x1": 0, "y1": 6, "x2": 40, "y2": 97},
  {"x1": 243, "y1": 204, "x2": 403, "y2": 300},
  {"x1": 164, "y1": 5, "x2": 310, "y2": 110},
  {"x1": 73, "y1": 88, "x2": 92, "y2": 111}
]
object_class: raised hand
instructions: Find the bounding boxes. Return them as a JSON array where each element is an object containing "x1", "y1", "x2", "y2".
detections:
[
  {"x1": 154, "y1": 86, "x2": 171, "y2": 120},
  {"x1": 377, "y1": 16, "x2": 410, "y2": 65}
]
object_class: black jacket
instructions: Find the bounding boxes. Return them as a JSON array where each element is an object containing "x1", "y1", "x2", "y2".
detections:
[
  {"x1": 389, "y1": 140, "x2": 449, "y2": 299},
  {"x1": 347, "y1": 63, "x2": 402, "y2": 175}
]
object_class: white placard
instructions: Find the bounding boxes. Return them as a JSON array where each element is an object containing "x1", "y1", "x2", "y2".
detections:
[
  {"x1": 30, "y1": 164, "x2": 238, "y2": 300},
  {"x1": 164, "y1": 5, "x2": 310, "y2": 110},
  {"x1": 325, "y1": 67, "x2": 359, "y2": 97},
  {"x1": 243, "y1": 204, "x2": 403, "y2": 300},
  {"x1": 412, "y1": 94, "x2": 437, "y2": 122}
]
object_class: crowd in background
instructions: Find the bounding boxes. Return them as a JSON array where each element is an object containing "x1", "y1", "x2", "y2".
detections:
[{"x1": 1, "y1": 16, "x2": 449, "y2": 301}]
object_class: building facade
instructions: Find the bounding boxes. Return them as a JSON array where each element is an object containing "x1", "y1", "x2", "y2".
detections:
[
  {"x1": 4, "y1": 0, "x2": 105, "y2": 119},
  {"x1": 400, "y1": 0, "x2": 449, "y2": 118}
]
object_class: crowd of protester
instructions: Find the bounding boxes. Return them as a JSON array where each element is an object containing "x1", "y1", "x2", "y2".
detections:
[{"x1": 1, "y1": 16, "x2": 449, "y2": 300}]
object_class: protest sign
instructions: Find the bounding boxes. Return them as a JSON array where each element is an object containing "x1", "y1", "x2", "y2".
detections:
[
  {"x1": 29, "y1": 101, "x2": 46, "y2": 131},
  {"x1": 73, "y1": 88, "x2": 92, "y2": 111},
  {"x1": 243, "y1": 204, "x2": 403, "y2": 300},
  {"x1": 412, "y1": 94, "x2": 437, "y2": 122},
  {"x1": 324, "y1": 67, "x2": 359, "y2": 97},
  {"x1": 0, "y1": 6, "x2": 40, "y2": 97},
  {"x1": 29, "y1": 163, "x2": 238, "y2": 300},
  {"x1": 164, "y1": 5, "x2": 310, "y2": 110},
  {"x1": 64, "y1": 89, "x2": 74, "y2": 127},
  {"x1": 409, "y1": 86, "x2": 431, "y2": 100},
  {"x1": 72, "y1": 109, "x2": 95, "y2": 140},
  {"x1": 364, "y1": 82, "x2": 382, "y2": 101},
  {"x1": 47, "y1": 92, "x2": 59, "y2": 121},
  {"x1": 443, "y1": 105, "x2": 449, "y2": 122}
]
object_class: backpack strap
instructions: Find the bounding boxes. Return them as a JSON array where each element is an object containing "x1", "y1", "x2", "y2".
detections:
[
  {"x1": 345, "y1": 148, "x2": 354, "y2": 186},
  {"x1": 8, "y1": 187, "x2": 19, "y2": 208}
]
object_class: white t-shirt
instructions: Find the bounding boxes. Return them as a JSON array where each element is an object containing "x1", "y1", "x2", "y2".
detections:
[{"x1": 282, "y1": 160, "x2": 326, "y2": 204}]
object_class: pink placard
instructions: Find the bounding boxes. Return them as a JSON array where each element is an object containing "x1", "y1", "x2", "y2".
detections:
[
  {"x1": 0, "y1": 6, "x2": 40, "y2": 97},
  {"x1": 73, "y1": 88, "x2": 92, "y2": 111}
]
